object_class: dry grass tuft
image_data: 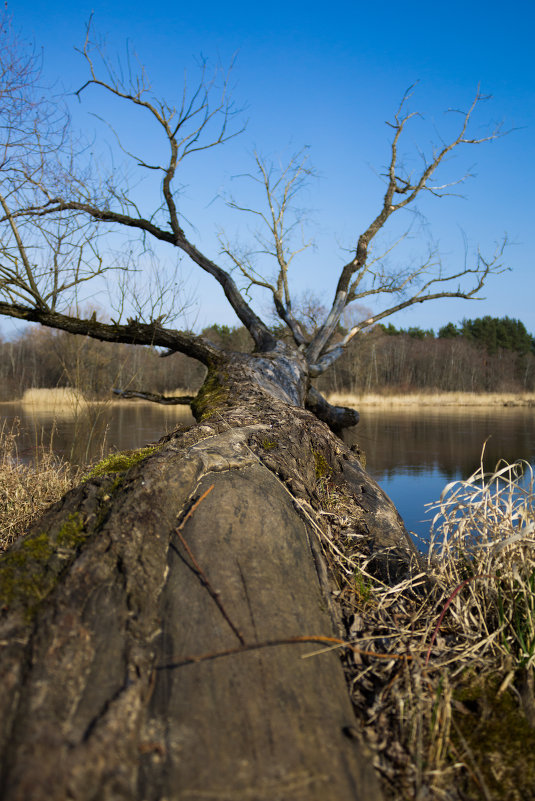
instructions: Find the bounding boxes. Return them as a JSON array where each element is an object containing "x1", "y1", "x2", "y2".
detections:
[
  {"x1": 426, "y1": 457, "x2": 535, "y2": 673},
  {"x1": 0, "y1": 420, "x2": 83, "y2": 552},
  {"x1": 318, "y1": 453, "x2": 535, "y2": 800}
]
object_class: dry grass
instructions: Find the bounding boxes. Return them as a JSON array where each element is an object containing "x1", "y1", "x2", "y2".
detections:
[
  {"x1": 168, "y1": 387, "x2": 196, "y2": 397},
  {"x1": 0, "y1": 420, "x2": 83, "y2": 552},
  {"x1": 13, "y1": 386, "x2": 195, "y2": 409},
  {"x1": 317, "y1": 454, "x2": 535, "y2": 800},
  {"x1": 327, "y1": 391, "x2": 535, "y2": 408},
  {"x1": 21, "y1": 387, "x2": 86, "y2": 410},
  {"x1": 19, "y1": 388, "x2": 91, "y2": 427},
  {"x1": 426, "y1": 458, "x2": 535, "y2": 671}
]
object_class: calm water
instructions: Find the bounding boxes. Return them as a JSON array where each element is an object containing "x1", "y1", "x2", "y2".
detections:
[
  {"x1": 1, "y1": 401, "x2": 534, "y2": 544},
  {"x1": 0, "y1": 401, "x2": 194, "y2": 465},
  {"x1": 345, "y1": 406, "x2": 535, "y2": 543}
]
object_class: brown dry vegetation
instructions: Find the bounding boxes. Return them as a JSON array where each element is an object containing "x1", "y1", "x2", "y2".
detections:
[
  {"x1": 310, "y1": 456, "x2": 535, "y2": 800},
  {"x1": 0, "y1": 421, "x2": 83, "y2": 552},
  {"x1": 327, "y1": 391, "x2": 535, "y2": 408}
]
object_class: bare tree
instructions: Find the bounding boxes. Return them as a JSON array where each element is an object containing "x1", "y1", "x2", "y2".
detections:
[
  {"x1": 0, "y1": 37, "x2": 505, "y2": 426},
  {"x1": 0, "y1": 20, "x2": 512, "y2": 801},
  {"x1": 219, "y1": 91, "x2": 506, "y2": 375}
]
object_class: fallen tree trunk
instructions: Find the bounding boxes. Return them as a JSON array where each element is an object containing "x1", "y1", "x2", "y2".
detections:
[{"x1": 0, "y1": 385, "x2": 416, "y2": 800}]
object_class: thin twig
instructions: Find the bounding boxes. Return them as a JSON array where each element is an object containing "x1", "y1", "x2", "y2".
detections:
[
  {"x1": 174, "y1": 484, "x2": 246, "y2": 645},
  {"x1": 155, "y1": 634, "x2": 414, "y2": 670}
]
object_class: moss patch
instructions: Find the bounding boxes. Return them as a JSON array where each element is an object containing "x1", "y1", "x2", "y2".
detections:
[
  {"x1": 56, "y1": 513, "x2": 86, "y2": 549},
  {"x1": 0, "y1": 531, "x2": 58, "y2": 619},
  {"x1": 312, "y1": 448, "x2": 332, "y2": 479},
  {"x1": 0, "y1": 511, "x2": 91, "y2": 621},
  {"x1": 353, "y1": 569, "x2": 375, "y2": 606},
  {"x1": 261, "y1": 438, "x2": 278, "y2": 451},
  {"x1": 191, "y1": 372, "x2": 229, "y2": 422},
  {"x1": 84, "y1": 445, "x2": 158, "y2": 480},
  {"x1": 453, "y1": 671, "x2": 535, "y2": 799}
]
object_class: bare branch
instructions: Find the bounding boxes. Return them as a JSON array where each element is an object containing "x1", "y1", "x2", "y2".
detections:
[
  {"x1": 309, "y1": 239, "x2": 508, "y2": 375},
  {"x1": 222, "y1": 150, "x2": 314, "y2": 347},
  {"x1": 112, "y1": 388, "x2": 194, "y2": 405},
  {"x1": 306, "y1": 87, "x2": 506, "y2": 364},
  {"x1": 0, "y1": 300, "x2": 223, "y2": 366},
  {"x1": 1, "y1": 24, "x2": 276, "y2": 351}
]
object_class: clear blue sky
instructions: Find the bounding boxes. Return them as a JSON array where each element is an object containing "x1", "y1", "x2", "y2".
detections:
[{"x1": 5, "y1": 0, "x2": 534, "y2": 337}]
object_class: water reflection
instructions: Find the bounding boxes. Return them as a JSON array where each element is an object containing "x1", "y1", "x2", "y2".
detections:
[
  {"x1": 345, "y1": 406, "x2": 535, "y2": 540},
  {"x1": 347, "y1": 407, "x2": 535, "y2": 478},
  {"x1": 0, "y1": 401, "x2": 194, "y2": 464},
  {"x1": 1, "y1": 400, "x2": 533, "y2": 543}
]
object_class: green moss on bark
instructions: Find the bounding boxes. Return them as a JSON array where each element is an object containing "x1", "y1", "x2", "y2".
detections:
[
  {"x1": 311, "y1": 448, "x2": 332, "y2": 479},
  {"x1": 84, "y1": 445, "x2": 159, "y2": 480},
  {"x1": 191, "y1": 372, "x2": 229, "y2": 421},
  {"x1": 0, "y1": 514, "x2": 85, "y2": 619}
]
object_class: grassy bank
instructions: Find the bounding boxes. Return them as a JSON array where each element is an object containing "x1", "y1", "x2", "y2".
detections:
[
  {"x1": 20, "y1": 387, "x2": 85, "y2": 408},
  {"x1": 4, "y1": 387, "x2": 535, "y2": 410},
  {"x1": 0, "y1": 386, "x2": 195, "y2": 410},
  {"x1": 327, "y1": 390, "x2": 535, "y2": 408}
]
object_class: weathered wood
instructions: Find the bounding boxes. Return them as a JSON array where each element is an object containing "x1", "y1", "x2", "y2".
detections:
[
  {"x1": 141, "y1": 465, "x2": 380, "y2": 800},
  {"x1": 0, "y1": 364, "x2": 415, "y2": 800}
]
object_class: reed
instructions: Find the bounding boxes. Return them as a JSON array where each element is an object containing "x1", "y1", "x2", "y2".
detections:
[
  {"x1": 21, "y1": 387, "x2": 85, "y2": 410},
  {"x1": 326, "y1": 390, "x2": 535, "y2": 408},
  {"x1": 20, "y1": 387, "x2": 115, "y2": 463},
  {"x1": 0, "y1": 420, "x2": 83, "y2": 552}
]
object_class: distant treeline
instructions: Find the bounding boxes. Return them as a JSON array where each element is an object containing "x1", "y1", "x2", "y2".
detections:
[
  {"x1": 379, "y1": 316, "x2": 535, "y2": 355},
  {"x1": 1, "y1": 316, "x2": 534, "y2": 401},
  {"x1": 317, "y1": 316, "x2": 535, "y2": 395}
]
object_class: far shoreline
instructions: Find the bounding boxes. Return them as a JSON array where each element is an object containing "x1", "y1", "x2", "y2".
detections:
[
  {"x1": 326, "y1": 391, "x2": 535, "y2": 408},
  {"x1": 1, "y1": 387, "x2": 535, "y2": 410}
]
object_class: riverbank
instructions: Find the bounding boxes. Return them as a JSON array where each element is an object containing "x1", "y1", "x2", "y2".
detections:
[
  {"x1": 5, "y1": 388, "x2": 535, "y2": 410},
  {"x1": 327, "y1": 390, "x2": 535, "y2": 407},
  {"x1": 0, "y1": 387, "x2": 195, "y2": 416}
]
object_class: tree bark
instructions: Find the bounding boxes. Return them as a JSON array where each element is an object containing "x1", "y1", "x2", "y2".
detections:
[{"x1": 0, "y1": 356, "x2": 416, "y2": 801}]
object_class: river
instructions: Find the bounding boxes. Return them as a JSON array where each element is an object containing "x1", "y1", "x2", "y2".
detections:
[{"x1": 1, "y1": 400, "x2": 534, "y2": 546}]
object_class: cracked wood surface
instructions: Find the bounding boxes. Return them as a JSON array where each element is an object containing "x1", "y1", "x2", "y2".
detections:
[{"x1": 0, "y1": 398, "x2": 413, "y2": 800}]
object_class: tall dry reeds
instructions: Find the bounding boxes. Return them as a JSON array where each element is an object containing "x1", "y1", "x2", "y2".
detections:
[
  {"x1": 0, "y1": 420, "x2": 83, "y2": 552},
  {"x1": 319, "y1": 454, "x2": 535, "y2": 800},
  {"x1": 20, "y1": 387, "x2": 112, "y2": 464},
  {"x1": 326, "y1": 390, "x2": 535, "y2": 408},
  {"x1": 21, "y1": 387, "x2": 85, "y2": 412},
  {"x1": 426, "y1": 458, "x2": 535, "y2": 673}
]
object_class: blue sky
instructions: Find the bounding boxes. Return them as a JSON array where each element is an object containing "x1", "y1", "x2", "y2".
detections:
[{"x1": 5, "y1": 0, "x2": 534, "y2": 337}]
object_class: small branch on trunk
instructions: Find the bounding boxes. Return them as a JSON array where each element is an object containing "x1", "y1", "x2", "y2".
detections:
[
  {"x1": 305, "y1": 386, "x2": 359, "y2": 433},
  {"x1": 112, "y1": 388, "x2": 195, "y2": 405},
  {"x1": 173, "y1": 483, "x2": 246, "y2": 646}
]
